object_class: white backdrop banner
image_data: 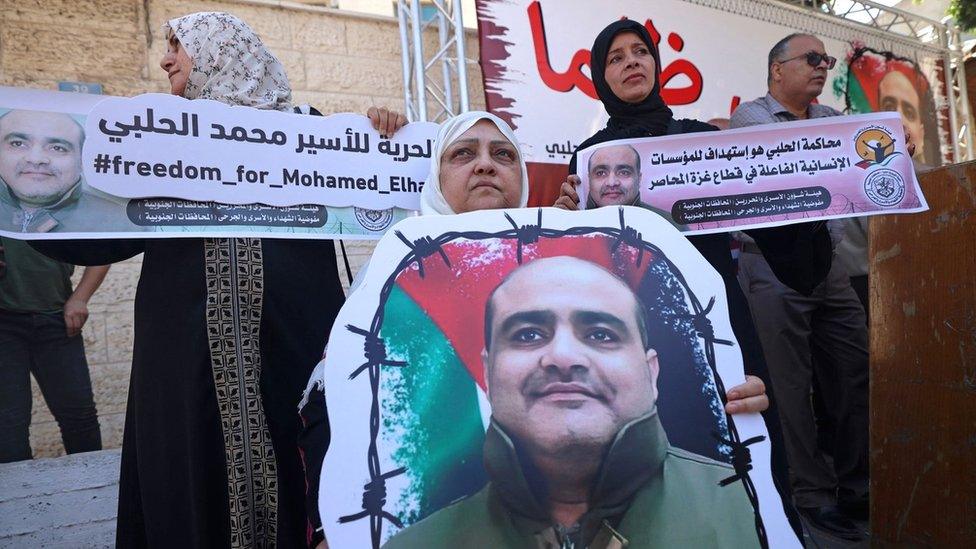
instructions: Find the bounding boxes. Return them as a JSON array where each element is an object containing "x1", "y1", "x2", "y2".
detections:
[{"x1": 475, "y1": 0, "x2": 946, "y2": 203}]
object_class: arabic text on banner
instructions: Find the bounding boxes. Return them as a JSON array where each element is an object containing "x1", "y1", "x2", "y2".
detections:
[
  {"x1": 0, "y1": 87, "x2": 430, "y2": 241},
  {"x1": 86, "y1": 94, "x2": 438, "y2": 209},
  {"x1": 575, "y1": 111, "x2": 927, "y2": 234}
]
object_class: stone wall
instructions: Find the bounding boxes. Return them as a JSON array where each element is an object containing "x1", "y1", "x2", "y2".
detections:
[{"x1": 0, "y1": 0, "x2": 485, "y2": 457}]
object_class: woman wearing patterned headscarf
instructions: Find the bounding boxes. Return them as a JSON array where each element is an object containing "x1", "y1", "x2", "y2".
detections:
[{"x1": 33, "y1": 12, "x2": 404, "y2": 548}]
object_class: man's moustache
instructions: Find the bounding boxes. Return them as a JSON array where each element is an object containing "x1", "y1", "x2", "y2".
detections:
[
  {"x1": 19, "y1": 164, "x2": 57, "y2": 177},
  {"x1": 521, "y1": 369, "x2": 608, "y2": 400}
]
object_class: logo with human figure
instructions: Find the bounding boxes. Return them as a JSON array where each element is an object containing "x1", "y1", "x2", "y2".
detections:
[{"x1": 853, "y1": 127, "x2": 901, "y2": 168}]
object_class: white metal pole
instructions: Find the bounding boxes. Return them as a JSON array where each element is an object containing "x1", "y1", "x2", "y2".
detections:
[
  {"x1": 957, "y1": 60, "x2": 976, "y2": 161},
  {"x1": 437, "y1": 2, "x2": 454, "y2": 116},
  {"x1": 453, "y1": 0, "x2": 470, "y2": 112},
  {"x1": 949, "y1": 23, "x2": 976, "y2": 161},
  {"x1": 944, "y1": 51, "x2": 962, "y2": 162},
  {"x1": 397, "y1": 1, "x2": 416, "y2": 122},
  {"x1": 409, "y1": 0, "x2": 428, "y2": 121}
]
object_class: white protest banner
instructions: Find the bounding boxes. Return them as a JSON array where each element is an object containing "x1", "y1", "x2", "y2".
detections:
[
  {"x1": 475, "y1": 0, "x2": 950, "y2": 204},
  {"x1": 0, "y1": 86, "x2": 420, "y2": 240},
  {"x1": 576, "y1": 112, "x2": 927, "y2": 233},
  {"x1": 84, "y1": 93, "x2": 438, "y2": 209}
]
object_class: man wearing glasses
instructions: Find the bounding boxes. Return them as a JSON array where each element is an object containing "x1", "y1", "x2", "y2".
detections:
[{"x1": 729, "y1": 34, "x2": 873, "y2": 541}]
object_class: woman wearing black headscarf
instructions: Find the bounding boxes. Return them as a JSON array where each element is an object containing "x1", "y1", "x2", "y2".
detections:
[{"x1": 556, "y1": 19, "x2": 827, "y2": 536}]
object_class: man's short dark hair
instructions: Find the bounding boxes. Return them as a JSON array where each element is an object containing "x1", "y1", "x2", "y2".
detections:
[
  {"x1": 0, "y1": 109, "x2": 86, "y2": 146},
  {"x1": 483, "y1": 261, "x2": 651, "y2": 353},
  {"x1": 587, "y1": 144, "x2": 641, "y2": 177},
  {"x1": 768, "y1": 33, "x2": 814, "y2": 85}
]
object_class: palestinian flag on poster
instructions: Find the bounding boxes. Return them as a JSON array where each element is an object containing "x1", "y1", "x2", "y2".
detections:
[
  {"x1": 375, "y1": 233, "x2": 731, "y2": 528},
  {"x1": 844, "y1": 46, "x2": 931, "y2": 114}
]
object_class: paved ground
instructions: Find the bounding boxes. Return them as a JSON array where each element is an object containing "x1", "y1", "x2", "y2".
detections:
[
  {"x1": 0, "y1": 450, "x2": 119, "y2": 548},
  {"x1": 0, "y1": 449, "x2": 870, "y2": 548}
]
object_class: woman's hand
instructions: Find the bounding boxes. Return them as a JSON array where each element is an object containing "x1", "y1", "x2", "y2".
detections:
[
  {"x1": 553, "y1": 175, "x2": 582, "y2": 210},
  {"x1": 367, "y1": 106, "x2": 408, "y2": 138},
  {"x1": 724, "y1": 375, "x2": 768, "y2": 415}
]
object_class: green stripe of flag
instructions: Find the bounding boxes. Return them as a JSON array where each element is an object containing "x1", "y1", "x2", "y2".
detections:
[{"x1": 381, "y1": 285, "x2": 488, "y2": 526}]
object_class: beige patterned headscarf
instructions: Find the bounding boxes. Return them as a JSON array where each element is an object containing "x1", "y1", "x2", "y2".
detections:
[{"x1": 164, "y1": 12, "x2": 292, "y2": 111}]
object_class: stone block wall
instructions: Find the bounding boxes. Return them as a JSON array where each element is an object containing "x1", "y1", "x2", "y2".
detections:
[{"x1": 1, "y1": 0, "x2": 485, "y2": 457}]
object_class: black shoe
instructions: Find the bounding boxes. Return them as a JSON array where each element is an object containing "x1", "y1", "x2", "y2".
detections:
[
  {"x1": 838, "y1": 494, "x2": 869, "y2": 521},
  {"x1": 797, "y1": 505, "x2": 865, "y2": 541}
]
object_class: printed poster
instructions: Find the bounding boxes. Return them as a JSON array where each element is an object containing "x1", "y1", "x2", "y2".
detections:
[{"x1": 317, "y1": 207, "x2": 800, "y2": 548}]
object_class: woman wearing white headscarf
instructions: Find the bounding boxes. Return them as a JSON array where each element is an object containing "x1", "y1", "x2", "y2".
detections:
[
  {"x1": 417, "y1": 110, "x2": 529, "y2": 215},
  {"x1": 299, "y1": 110, "x2": 529, "y2": 546},
  {"x1": 34, "y1": 12, "x2": 405, "y2": 548}
]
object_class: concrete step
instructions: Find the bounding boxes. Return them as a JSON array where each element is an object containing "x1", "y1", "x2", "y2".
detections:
[{"x1": 0, "y1": 449, "x2": 119, "y2": 548}]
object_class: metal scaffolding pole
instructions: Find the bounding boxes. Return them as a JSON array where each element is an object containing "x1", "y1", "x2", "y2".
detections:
[
  {"x1": 453, "y1": 1, "x2": 470, "y2": 113},
  {"x1": 945, "y1": 50, "x2": 963, "y2": 161},
  {"x1": 945, "y1": 19, "x2": 975, "y2": 161},
  {"x1": 396, "y1": 2, "x2": 417, "y2": 122},
  {"x1": 397, "y1": 0, "x2": 471, "y2": 123}
]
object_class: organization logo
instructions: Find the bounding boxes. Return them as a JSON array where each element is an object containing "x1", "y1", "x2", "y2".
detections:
[
  {"x1": 863, "y1": 168, "x2": 906, "y2": 207},
  {"x1": 853, "y1": 126, "x2": 902, "y2": 169},
  {"x1": 354, "y1": 207, "x2": 394, "y2": 232}
]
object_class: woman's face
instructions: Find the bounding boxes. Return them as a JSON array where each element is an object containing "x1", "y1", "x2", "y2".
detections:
[
  {"x1": 159, "y1": 34, "x2": 193, "y2": 97},
  {"x1": 605, "y1": 31, "x2": 657, "y2": 104},
  {"x1": 439, "y1": 120, "x2": 523, "y2": 214}
]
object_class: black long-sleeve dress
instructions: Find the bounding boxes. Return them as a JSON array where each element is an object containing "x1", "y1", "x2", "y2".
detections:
[
  {"x1": 32, "y1": 237, "x2": 345, "y2": 548},
  {"x1": 570, "y1": 117, "x2": 829, "y2": 537}
]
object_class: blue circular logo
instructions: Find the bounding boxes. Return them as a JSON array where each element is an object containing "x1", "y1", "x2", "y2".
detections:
[
  {"x1": 354, "y1": 208, "x2": 394, "y2": 232},
  {"x1": 863, "y1": 168, "x2": 905, "y2": 207}
]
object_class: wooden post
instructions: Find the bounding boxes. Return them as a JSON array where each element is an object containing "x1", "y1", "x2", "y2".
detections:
[{"x1": 869, "y1": 161, "x2": 976, "y2": 545}]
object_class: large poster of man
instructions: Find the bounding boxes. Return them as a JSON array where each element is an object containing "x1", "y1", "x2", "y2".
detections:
[
  {"x1": 838, "y1": 46, "x2": 944, "y2": 167},
  {"x1": 317, "y1": 207, "x2": 799, "y2": 547}
]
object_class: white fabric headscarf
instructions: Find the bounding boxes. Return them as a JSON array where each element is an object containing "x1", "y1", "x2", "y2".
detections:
[
  {"x1": 303, "y1": 112, "x2": 530, "y2": 408},
  {"x1": 164, "y1": 12, "x2": 292, "y2": 112},
  {"x1": 419, "y1": 111, "x2": 530, "y2": 215}
]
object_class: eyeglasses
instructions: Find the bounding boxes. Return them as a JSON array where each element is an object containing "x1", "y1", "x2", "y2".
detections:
[{"x1": 778, "y1": 51, "x2": 837, "y2": 70}]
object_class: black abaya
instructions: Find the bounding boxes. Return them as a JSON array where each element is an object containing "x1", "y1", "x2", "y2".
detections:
[
  {"x1": 32, "y1": 238, "x2": 345, "y2": 548},
  {"x1": 574, "y1": 19, "x2": 825, "y2": 537}
]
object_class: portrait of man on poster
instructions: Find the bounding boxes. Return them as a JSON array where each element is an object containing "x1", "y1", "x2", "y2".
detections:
[
  {"x1": 383, "y1": 256, "x2": 760, "y2": 548},
  {"x1": 585, "y1": 144, "x2": 682, "y2": 228},
  {"x1": 0, "y1": 109, "x2": 133, "y2": 233}
]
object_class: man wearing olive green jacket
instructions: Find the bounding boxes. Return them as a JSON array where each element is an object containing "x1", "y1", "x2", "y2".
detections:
[{"x1": 384, "y1": 257, "x2": 760, "y2": 548}]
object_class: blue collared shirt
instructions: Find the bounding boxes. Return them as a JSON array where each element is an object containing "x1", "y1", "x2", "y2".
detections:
[
  {"x1": 729, "y1": 93, "x2": 841, "y2": 129},
  {"x1": 729, "y1": 93, "x2": 844, "y2": 246}
]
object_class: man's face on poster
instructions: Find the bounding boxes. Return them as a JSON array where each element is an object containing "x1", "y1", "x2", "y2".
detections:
[
  {"x1": 879, "y1": 71, "x2": 925, "y2": 159},
  {"x1": 0, "y1": 110, "x2": 84, "y2": 207},
  {"x1": 588, "y1": 145, "x2": 642, "y2": 207},
  {"x1": 483, "y1": 257, "x2": 659, "y2": 456}
]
